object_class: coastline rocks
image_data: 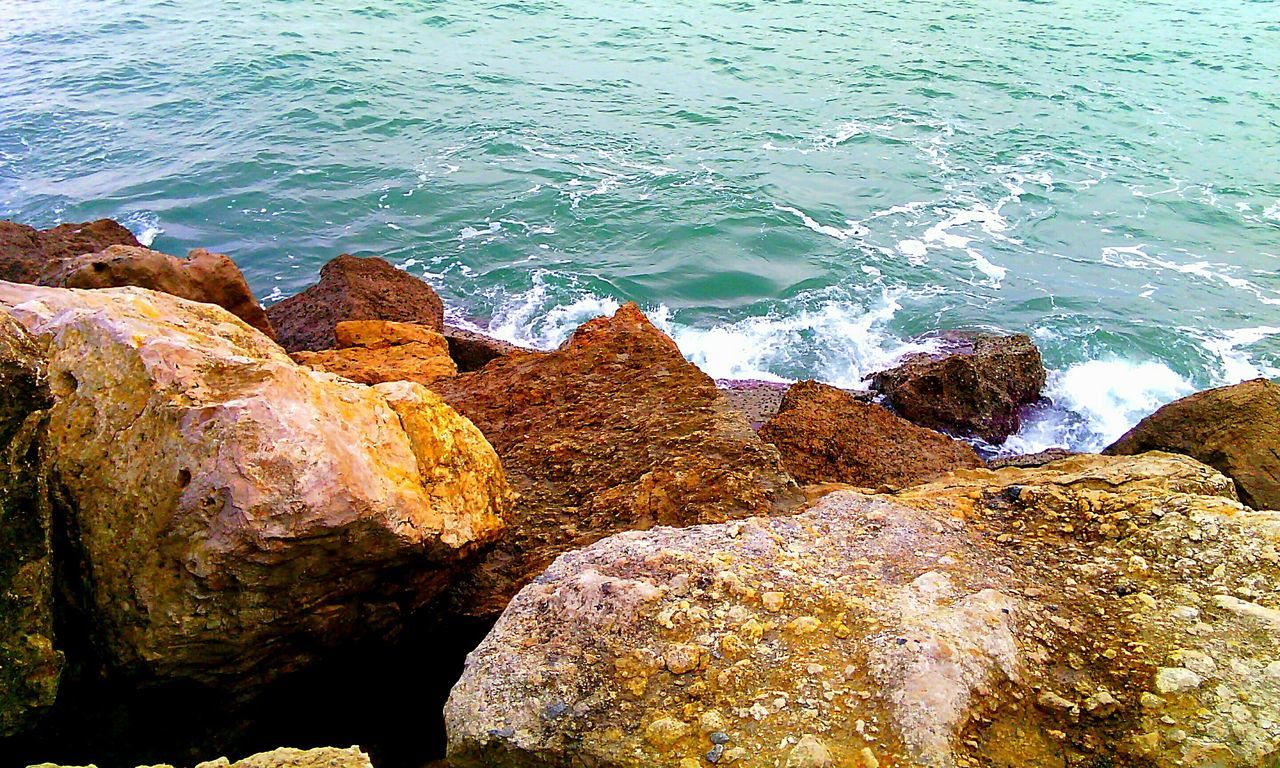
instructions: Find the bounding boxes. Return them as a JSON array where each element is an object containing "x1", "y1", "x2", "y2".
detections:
[
  {"x1": 29, "y1": 745, "x2": 375, "y2": 768},
  {"x1": 441, "y1": 326, "x2": 530, "y2": 373},
  {"x1": 1104, "y1": 377, "x2": 1280, "y2": 510},
  {"x1": 267, "y1": 255, "x2": 445, "y2": 353},
  {"x1": 0, "y1": 282, "x2": 511, "y2": 689},
  {"x1": 42, "y1": 245, "x2": 275, "y2": 338},
  {"x1": 759, "y1": 380, "x2": 983, "y2": 488},
  {"x1": 445, "y1": 453, "x2": 1280, "y2": 768},
  {"x1": 431, "y1": 303, "x2": 803, "y2": 619},
  {"x1": 292, "y1": 320, "x2": 458, "y2": 386},
  {"x1": 0, "y1": 219, "x2": 140, "y2": 284},
  {"x1": 0, "y1": 315, "x2": 61, "y2": 737},
  {"x1": 871, "y1": 331, "x2": 1045, "y2": 444}
]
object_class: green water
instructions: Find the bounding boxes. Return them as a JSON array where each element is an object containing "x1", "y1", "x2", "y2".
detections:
[{"x1": 1, "y1": 0, "x2": 1278, "y2": 451}]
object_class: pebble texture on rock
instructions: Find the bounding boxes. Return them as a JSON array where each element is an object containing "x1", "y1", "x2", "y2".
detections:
[
  {"x1": 292, "y1": 320, "x2": 458, "y2": 385},
  {"x1": 0, "y1": 219, "x2": 140, "y2": 284},
  {"x1": 431, "y1": 303, "x2": 803, "y2": 619},
  {"x1": 446, "y1": 453, "x2": 1279, "y2": 768},
  {"x1": 1105, "y1": 377, "x2": 1280, "y2": 511},
  {"x1": 760, "y1": 379, "x2": 983, "y2": 488},
  {"x1": 0, "y1": 282, "x2": 511, "y2": 689}
]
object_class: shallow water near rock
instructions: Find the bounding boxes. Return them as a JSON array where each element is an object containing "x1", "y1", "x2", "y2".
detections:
[{"x1": 1, "y1": 0, "x2": 1277, "y2": 456}]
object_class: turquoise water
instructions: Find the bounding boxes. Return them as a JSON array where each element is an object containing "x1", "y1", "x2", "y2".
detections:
[{"x1": 2, "y1": 0, "x2": 1278, "y2": 452}]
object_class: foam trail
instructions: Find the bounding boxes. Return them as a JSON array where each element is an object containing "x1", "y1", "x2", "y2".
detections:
[{"x1": 121, "y1": 211, "x2": 163, "y2": 247}]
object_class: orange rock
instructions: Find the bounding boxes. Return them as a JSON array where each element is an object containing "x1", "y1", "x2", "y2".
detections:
[{"x1": 292, "y1": 320, "x2": 458, "y2": 385}]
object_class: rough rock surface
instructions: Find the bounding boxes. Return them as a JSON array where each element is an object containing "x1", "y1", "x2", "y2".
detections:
[
  {"x1": 27, "y1": 745, "x2": 374, "y2": 768},
  {"x1": 1105, "y1": 377, "x2": 1280, "y2": 510},
  {"x1": 871, "y1": 331, "x2": 1046, "y2": 444},
  {"x1": 292, "y1": 320, "x2": 458, "y2": 386},
  {"x1": 0, "y1": 315, "x2": 61, "y2": 737},
  {"x1": 442, "y1": 325, "x2": 530, "y2": 373},
  {"x1": 43, "y1": 245, "x2": 274, "y2": 337},
  {"x1": 987, "y1": 447, "x2": 1078, "y2": 469},
  {"x1": 267, "y1": 255, "x2": 445, "y2": 352},
  {"x1": 431, "y1": 303, "x2": 802, "y2": 619},
  {"x1": 447, "y1": 454, "x2": 1280, "y2": 768},
  {"x1": 760, "y1": 380, "x2": 983, "y2": 488},
  {"x1": 0, "y1": 281, "x2": 511, "y2": 689},
  {"x1": 0, "y1": 219, "x2": 140, "y2": 284}
]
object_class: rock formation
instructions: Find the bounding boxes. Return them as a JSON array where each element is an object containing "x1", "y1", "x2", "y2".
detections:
[
  {"x1": 292, "y1": 321, "x2": 458, "y2": 385},
  {"x1": 441, "y1": 326, "x2": 530, "y2": 373},
  {"x1": 760, "y1": 380, "x2": 983, "y2": 488},
  {"x1": 446, "y1": 453, "x2": 1279, "y2": 768},
  {"x1": 0, "y1": 219, "x2": 140, "y2": 284},
  {"x1": 29, "y1": 745, "x2": 374, "y2": 768},
  {"x1": 1105, "y1": 377, "x2": 1280, "y2": 510},
  {"x1": 0, "y1": 281, "x2": 511, "y2": 690},
  {"x1": 266, "y1": 255, "x2": 445, "y2": 352},
  {"x1": 871, "y1": 331, "x2": 1045, "y2": 444},
  {"x1": 431, "y1": 303, "x2": 803, "y2": 619}
]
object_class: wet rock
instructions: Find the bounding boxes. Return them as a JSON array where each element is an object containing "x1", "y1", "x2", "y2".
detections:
[
  {"x1": 42, "y1": 245, "x2": 274, "y2": 338},
  {"x1": 441, "y1": 326, "x2": 531, "y2": 373},
  {"x1": 870, "y1": 331, "x2": 1046, "y2": 444},
  {"x1": 446, "y1": 453, "x2": 1279, "y2": 768},
  {"x1": 0, "y1": 219, "x2": 140, "y2": 284},
  {"x1": 0, "y1": 315, "x2": 60, "y2": 737},
  {"x1": 292, "y1": 320, "x2": 458, "y2": 386},
  {"x1": 759, "y1": 380, "x2": 983, "y2": 488},
  {"x1": 430, "y1": 303, "x2": 802, "y2": 619},
  {"x1": 267, "y1": 255, "x2": 445, "y2": 352},
  {"x1": 1105, "y1": 377, "x2": 1280, "y2": 510},
  {"x1": 0, "y1": 282, "x2": 511, "y2": 690}
]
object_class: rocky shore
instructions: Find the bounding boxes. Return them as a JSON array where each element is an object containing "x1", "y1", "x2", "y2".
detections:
[{"x1": 1, "y1": 219, "x2": 1277, "y2": 768}]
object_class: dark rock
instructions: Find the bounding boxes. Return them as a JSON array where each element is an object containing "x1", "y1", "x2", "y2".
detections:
[
  {"x1": 441, "y1": 326, "x2": 530, "y2": 372},
  {"x1": 1104, "y1": 377, "x2": 1280, "y2": 510},
  {"x1": 0, "y1": 219, "x2": 140, "y2": 284},
  {"x1": 760, "y1": 380, "x2": 983, "y2": 488},
  {"x1": 871, "y1": 331, "x2": 1046, "y2": 444},
  {"x1": 987, "y1": 448, "x2": 1078, "y2": 469},
  {"x1": 267, "y1": 255, "x2": 445, "y2": 352}
]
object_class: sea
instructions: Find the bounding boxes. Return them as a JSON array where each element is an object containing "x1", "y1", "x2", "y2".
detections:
[{"x1": 2, "y1": 0, "x2": 1277, "y2": 455}]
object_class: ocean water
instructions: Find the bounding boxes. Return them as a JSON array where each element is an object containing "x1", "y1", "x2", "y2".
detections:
[{"x1": 2, "y1": 0, "x2": 1277, "y2": 454}]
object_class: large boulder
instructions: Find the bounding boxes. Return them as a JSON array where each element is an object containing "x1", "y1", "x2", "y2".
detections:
[
  {"x1": 292, "y1": 320, "x2": 458, "y2": 386},
  {"x1": 871, "y1": 331, "x2": 1046, "y2": 444},
  {"x1": 430, "y1": 303, "x2": 803, "y2": 620},
  {"x1": 0, "y1": 219, "x2": 141, "y2": 284},
  {"x1": 0, "y1": 281, "x2": 511, "y2": 689},
  {"x1": 0, "y1": 315, "x2": 61, "y2": 737},
  {"x1": 446, "y1": 454, "x2": 1280, "y2": 768},
  {"x1": 267, "y1": 255, "x2": 445, "y2": 352},
  {"x1": 760, "y1": 380, "x2": 983, "y2": 488},
  {"x1": 42, "y1": 245, "x2": 275, "y2": 338},
  {"x1": 1105, "y1": 378, "x2": 1280, "y2": 510}
]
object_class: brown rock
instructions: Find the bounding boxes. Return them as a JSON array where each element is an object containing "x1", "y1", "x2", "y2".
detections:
[
  {"x1": 267, "y1": 255, "x2": 445, "y2": 352},
  {"x1": 1105, "y1": 377, "x2": 1280, "y2": 510},
  {"x1": 871, "y1": 331, "x2": 1046, "y2": 444},
  {"x1": 441, "y1": 325, "x2": 530, "y2": 372},
  {"x1": 760, "y1": 380, "x2": 983, "y2": 488},
  {"x1": 430, "y1": 303, "x2": 803, "y2": 619},
  {"x1": 987, "y1": 447, "x2": 1078, "y2": 469},
  {"x1": 44, "y1": 245, "x2": 273, "y2": 337},
  {"x1": 292, "y1": 320, "x2": 458, "y2": 386},
  {"x1": 0, "y1": 219, "x2": 140, "y2": 284}
]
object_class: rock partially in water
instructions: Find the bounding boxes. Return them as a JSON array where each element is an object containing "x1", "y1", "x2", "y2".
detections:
[
  {"x1": 446, "y1": 453, "x2": 1279, "y2": 768},
  {"x1": 760, "y1": 380, "x2": 982, "y2": 488},
  {"x1": 441, "y1": 326, "x2": 531, "y2": 373},
  {"x1": 1105, "y1": 377, "x2": 1280, "y2": 510},
  {"x1": 292, "y1": 321, "x2": 458, "y2": 386},
  {"x1": 0, "y1": 282, "x2": 511, "y2": 691},
  {"x1": 871, "y1": 331, "x2": 1045, "y2": 444},
  {"x1": 431, "y1": 303, "x2": 803, "y2": 620},
  {"x1": 0, "y1": 219, "x2": 140, "y2": 285},
  {"x1": 267, "y1": 255, "x2": 445, "y2": 353}
]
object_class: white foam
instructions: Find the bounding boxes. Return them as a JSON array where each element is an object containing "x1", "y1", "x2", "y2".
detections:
[
  {"x1": 921, "y1": 203, "x2": 1010, "y2": 284},
  {"x1": 774, "y1": 204, "x2": 868, "y2": 240},
  {"x1": 1194, "y1": 326, "x2": 1280, "y2": 383},
  {"x1": 121, "y1": 211, "x2": 163, "y2": 247}
]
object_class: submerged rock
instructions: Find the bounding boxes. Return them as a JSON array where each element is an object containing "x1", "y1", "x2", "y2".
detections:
[
  {"x1": 0, "y1": 282, "x2": 511, "y2": 690},
  {"x1": 0, "y1": 219, "x2": 140, "y2": 284},
  {"x1": 760, "y1": 380, "x2": 982, "y2": 488},
  {"x1": 267, "y1": 255, "x2": 445, "y2": 352},
  {"x1": 431, "y1": 303, "x2": 803, "y2": 619},
  {"x1": 292, "y1": 320, "x2": 458, "y2": 385},
  {"x1": 446, "y1": 453, "x2": 1279, "y2": 768},
  {"x1": 871, "y1": 331, "x2": 1045, "y2": 444},
  {"x1": 1105, "y1": 377, "x2": 1280, "y2": 510}
]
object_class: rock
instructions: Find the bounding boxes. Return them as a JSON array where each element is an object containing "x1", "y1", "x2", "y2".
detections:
[
  {"x1": 0, "y1": 219, "x2": 140, "y2": 284},
  {"x1": 292, "y1": 321, "x2": 458, "y2": 386},
  {"x1": 42, "y1": 245, "x2": 274, "y2": 338},
  {"x1": 445, "y1": 453, "x2": 1280, "y2": 768},
  {"x1": 759, "y1": 380, "x2": 983, "y2": 488},
  {"x1": 1104, "y1": 378, "x2": 1280, "y2": 510},
  {"x1": 267, "y1": 255, "x2": 445, "y2": 352},
  {"x1": 986, "y1": 447, "x2": 1077, "y2": 469},
  {"x1": 430, "y1": 303, "x2": 802, "y2": 619},
  {"x1": 870, "y1": 331, "x2": 1046, "y2": 444},
  {"x1": 716, "y1": 379, "x2": 799, "y2": 430},
  {"x1": 441, "y1": 325, "x2": 531, "y2": 373},
  {"x1": 0, "y1": 315, "x2": 61, "y2": 737},
  {"x1": 27, "y1": 746, "x2": 374, "y2": 768},
  {"x1": 0, "y1": 281, "x2": 511, "y2": 689}
]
